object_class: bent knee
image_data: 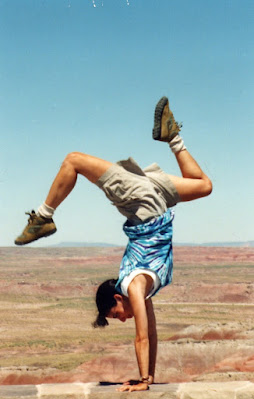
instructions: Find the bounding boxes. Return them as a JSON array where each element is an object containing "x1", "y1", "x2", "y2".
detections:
[
  {"x1": 203, "y1": 177, "x2": 213, "y2": 197},
  {"x1": 63, "y1": 152, "x2": 86, "y2": 169}
]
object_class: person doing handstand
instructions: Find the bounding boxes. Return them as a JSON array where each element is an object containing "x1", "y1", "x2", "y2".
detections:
[{"x1": 15, "y1": 97, "x2": 212, "y2": 392}]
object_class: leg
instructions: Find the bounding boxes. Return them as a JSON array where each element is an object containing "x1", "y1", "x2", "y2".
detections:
[
  {"x1": 152, "y1": 96, "x2": 212, "y2": 202},
  {"x1": 168, "y1": 150, "x2": 212, "y2": 202},
  {"x1": 45, "y1": 152, "x2": 113, "y2": 209},
  {"x1": 15, "y1": 152, "x2": 113, "y2": 245}
]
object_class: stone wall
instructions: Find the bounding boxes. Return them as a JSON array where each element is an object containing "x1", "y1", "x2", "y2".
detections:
[{"x1": 1, "y1": 382, "x2": 254, "y2": 399}]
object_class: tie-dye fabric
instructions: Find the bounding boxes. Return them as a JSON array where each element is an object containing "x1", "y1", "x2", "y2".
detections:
[{"x1": 115, "y1": 209, "x2": 174, "y2": 296}]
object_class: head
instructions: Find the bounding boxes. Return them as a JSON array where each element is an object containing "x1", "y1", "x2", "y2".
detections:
[{"x1": 93, "y1": 279, "x2": 133, "y2": 328}]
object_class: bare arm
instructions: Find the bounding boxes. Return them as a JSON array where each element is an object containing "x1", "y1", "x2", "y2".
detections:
[
  {"x1": 146, "y1": 298, "x2": 157, "y2": 382},
  {"x1": 118, "y1": 274, "x2": 154, "y2": 392}
]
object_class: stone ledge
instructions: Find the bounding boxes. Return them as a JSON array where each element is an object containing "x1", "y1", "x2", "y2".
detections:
[{"x1": 0, "y1": 381, "x2": 254, "y2": 399}]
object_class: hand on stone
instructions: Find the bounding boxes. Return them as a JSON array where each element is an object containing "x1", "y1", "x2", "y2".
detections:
[
  {"x1": 117, "y1": 382, "x2": 149, "y2": 392},
  {"x1": 123, "y1": 379, "x2": 140, "y2": 385},
  {"x1": 123, "y1": 375, "x2": 153, "y2": 386}
]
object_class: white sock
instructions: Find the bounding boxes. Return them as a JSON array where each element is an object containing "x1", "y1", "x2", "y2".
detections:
[
  {"x1": 169, "y1": 134, "x2": 186, "y2": 154},
  {"x1": 37, "y1": 202, "x2": 55, "y2": 219}
]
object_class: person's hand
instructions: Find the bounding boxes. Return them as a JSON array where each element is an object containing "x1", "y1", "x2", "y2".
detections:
[
  {"x1": 123, "y1": 375, "x2": 154, "y2": 386},
  {"x1": 123, "y1": 379, "x2": 140, "y2": 386},
  {"x1": 148, "y1": 375, "x2": 154, "y2": 384},
  {"x1": 117, "y1": 382, "x2": 149, "y2": 392}
]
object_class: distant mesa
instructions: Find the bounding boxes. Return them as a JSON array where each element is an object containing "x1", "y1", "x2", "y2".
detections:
[
  {"x1": 50, "y1": 240, "x2": 254, "y2": 248},
  {"x1": 175, "y1": 240, "x2": 254, "y2": 248},
  {"x1": 50, "y1": 242, "x2": 122, "y2": 248}
]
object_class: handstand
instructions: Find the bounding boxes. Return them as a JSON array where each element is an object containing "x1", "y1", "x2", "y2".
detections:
[{"x1": 15, "y1": 97, "x2": 212, "y2": 392}]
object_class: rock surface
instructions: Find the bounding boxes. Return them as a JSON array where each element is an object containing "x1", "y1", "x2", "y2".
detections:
[{"x1": 1, "y1": 382, "x2": 254, "y2": 399}]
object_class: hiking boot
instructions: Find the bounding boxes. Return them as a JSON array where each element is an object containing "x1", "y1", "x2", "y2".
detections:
[
  {"x1": 153, "y1": 96, "x2": 182, "y2": 142},
  {"x1": 15, "y1": 211, "x2": 57, "y2": 246}
]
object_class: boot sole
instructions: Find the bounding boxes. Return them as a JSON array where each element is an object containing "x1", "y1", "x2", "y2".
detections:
[
  {"x1": 152, "y1": 96, "x2": 168, "y2": 141},
  {"x1": 15, "y1": 228, "x2": 57, "y2": 246}
]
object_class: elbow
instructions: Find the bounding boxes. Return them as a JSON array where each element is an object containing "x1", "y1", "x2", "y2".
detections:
[{"x1": 135, "y1": 336, "x2": 149, "y2": 346}]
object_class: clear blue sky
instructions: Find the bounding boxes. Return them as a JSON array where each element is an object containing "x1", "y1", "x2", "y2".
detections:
[{"x1": 1, "y1": 0, "x2": 253, "y2": 247}]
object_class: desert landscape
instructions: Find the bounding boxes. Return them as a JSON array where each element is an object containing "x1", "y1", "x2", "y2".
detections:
[{"x1": 0, "y1": 245, "x2": 253, "y2": 385}]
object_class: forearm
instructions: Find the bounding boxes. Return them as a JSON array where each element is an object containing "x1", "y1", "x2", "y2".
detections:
[
  {"x1": 134, "y1": 337, "x2": 149, "y2": 379},
  {"x1": 146, "y1": 298, "x2": 157, "y2": 381},
  {"x1": 148, "y1": 330, "x2": 157, "y2": 380}
]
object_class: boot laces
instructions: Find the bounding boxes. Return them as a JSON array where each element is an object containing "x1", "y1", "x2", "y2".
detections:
[{"x1": 25, "y1": 210, "x2": 37, "y2": 224}]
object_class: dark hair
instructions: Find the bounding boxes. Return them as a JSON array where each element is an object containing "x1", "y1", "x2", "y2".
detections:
[{"x1": 92, "y1": 279, "x2": 118, "y2": 328}]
